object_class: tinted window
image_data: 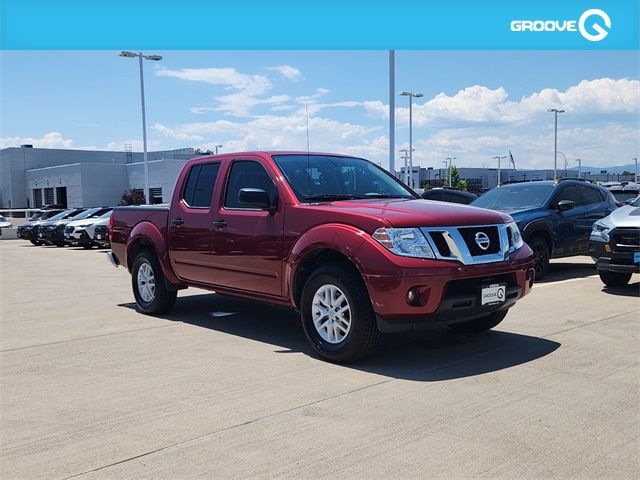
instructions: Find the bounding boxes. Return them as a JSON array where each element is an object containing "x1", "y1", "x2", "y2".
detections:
[
  {"x1": 225, "y1": 161, "x2": 276, "y2": 209},
  {"x1": 423, "y1": 191, "x2": 443, "y2": 200},
  {"x1": 555, "y1": 185, "x2": 583, "y2": 205},
  {"x1": 445, "y1": 193, "x2": 469, "y2": 204},
  {"x1": 182, "y1": 165, "x2": 201, "y2": 206},
  {"x1": 580, "y1": 186, "x2": 603, "y2": 205},
  {"x1": 611, "y1": 190, "x2": 639, "y2": 203},
  {"x1": 193, "y1": 163, "x2": 220, "y2": 207},
  {"x1": 182, "y1": 163, "x2": 220, "y2": 208}
]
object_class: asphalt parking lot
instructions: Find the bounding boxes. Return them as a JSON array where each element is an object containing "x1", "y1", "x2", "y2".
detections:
[{"x1": 1, "y1": 241, "x2": 638, "y2": 479}]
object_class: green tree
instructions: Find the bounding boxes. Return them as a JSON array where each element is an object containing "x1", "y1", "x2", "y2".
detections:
[
  {"x1": 446, "y1": 165, "x2": 461, "y2": 188},
  {"x1": 120, "y1": 189, "x2": 146, "y2": 205}
]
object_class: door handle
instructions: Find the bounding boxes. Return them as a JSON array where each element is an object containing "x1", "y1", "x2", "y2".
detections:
[
  {"x1": 171, "y1": 218, "x2": 184, "y2": 226},
  {"x1": 212, "y1": 220, "x2": 227, "y2": 228}
]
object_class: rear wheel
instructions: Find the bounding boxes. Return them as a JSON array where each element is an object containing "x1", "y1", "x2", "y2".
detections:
[
  {"x1": 29, "y1": 239, "x2": 42, "y2": 246},
  {"x1": 529, "y1": 236, "x2": 550, "y2": 281},
  {"x1": 300, "y1": 264, "x2": 381, "y2": 363},
  {"x1": 448, "y1": 310, "x2": 509, "y2": 333},
  {"x1": 598, "y1": 270, "x2": 632, "y2": 287},
  {"x1": 131, "y1": 250, "x2": 177, "y2": 315}
]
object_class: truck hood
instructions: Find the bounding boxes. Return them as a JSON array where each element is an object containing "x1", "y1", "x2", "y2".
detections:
[
  {"x1": 307, "y1": 198, "x2": 512, "y2": 228},
  {"x1": 599, "y1": 205, "x2": 640, "y2": 229}
]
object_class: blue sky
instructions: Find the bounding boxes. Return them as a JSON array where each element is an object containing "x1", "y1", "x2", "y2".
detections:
[{"x1": 1, "y1": 50, "x2": 638, "y2": 170}]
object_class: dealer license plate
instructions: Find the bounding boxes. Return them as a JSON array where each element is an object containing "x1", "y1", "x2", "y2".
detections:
[
  {"x1": 634, "y1": 252, "x2": 640, "y2": 264},
  {"x1": 481, "y1": 283, "x2": 506, "y2": 306}
]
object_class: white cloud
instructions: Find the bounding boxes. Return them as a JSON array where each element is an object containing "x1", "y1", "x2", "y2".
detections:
[
  {"x1": 266, "y1": 65, "x2": 302, "y2": 81},
  {"x1": 152, "y1": 123, "x2": 204, "y2": 141},
  {"x1": 368, "y1": 78, "x2": 640, "y2": 127},
  {"x1": 0, "y1": 132, "x2": 74, "y2": 149}
]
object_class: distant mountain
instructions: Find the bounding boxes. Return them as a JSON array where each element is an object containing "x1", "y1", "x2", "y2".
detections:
[{"x1": 567, "y1": 163, "x2": 637, "y2": 174}]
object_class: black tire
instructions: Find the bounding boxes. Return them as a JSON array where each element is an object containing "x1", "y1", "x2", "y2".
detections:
[
  {"x1": 131, "y1": 249, "x2": 177, "y2": 315},
  {"x1": 448, "y1": 309, "x2": 509, "y2": 333},
  {"x1": 529, "y1": 236, "x2": 550, "y2": 281},
  {"x1": 54, "y1": 242, "x2": 65, "y2": 247},
  {"x1": 30, "y1": 239, "x2": 41, "y2": 246},
  {"x1": 82, "y1": 244, "x2": 94, "y2": 249},
  {"x1": 300, "y1": 264, "x2": 381, "y2": 363},
  {"x1": 598, "y1": 270, "x2": 632, "y2": 287}
]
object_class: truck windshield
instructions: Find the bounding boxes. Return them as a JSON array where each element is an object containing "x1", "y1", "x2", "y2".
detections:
[
  {"x1": 272, "y1": 154, "x2": 416, "y2": 202},
  {"x1": 472, "y1": 183, "x2": 555, "y2": 210}
]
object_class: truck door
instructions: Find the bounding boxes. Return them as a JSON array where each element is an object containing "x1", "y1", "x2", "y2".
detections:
[
  {"x1": 209, "y1": 158, "x2": 284, "y2": 297},
  {"x1": 168, "y1": 161, "x2": 221, "y2": 284}
]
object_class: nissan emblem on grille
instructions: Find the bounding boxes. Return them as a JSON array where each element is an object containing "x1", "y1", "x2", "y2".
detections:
[{"x1": 475, "y1": 231, "x2": 490, "y2": 251}]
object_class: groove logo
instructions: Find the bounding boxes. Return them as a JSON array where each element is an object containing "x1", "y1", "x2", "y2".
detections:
[{"x1": 510, "y1": 9, "x2": 611, "y2": 42}]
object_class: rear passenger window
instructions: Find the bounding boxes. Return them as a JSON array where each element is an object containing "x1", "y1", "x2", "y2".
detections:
[
  {"x1": 581, "y1": 186, "x2": 603, "y2": 205},
  {"x1": 182, "y1": 163, "x2": 220, "y2": 208},
  {"x1": 224, "y1": 161, "x2": 277, "y2": 209}
]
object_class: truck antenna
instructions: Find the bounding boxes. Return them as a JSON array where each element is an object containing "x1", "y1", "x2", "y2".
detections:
[{"x1": 306, "y1": 103, "x2": 311, "y2": 197}]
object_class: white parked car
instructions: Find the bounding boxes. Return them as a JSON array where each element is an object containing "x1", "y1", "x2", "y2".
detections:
[
  {"x1": 0, "y1": 216, "x2": 12, "y2": 229},
  {"x1": 85, "y1": 214, "x2": 111, "y2": 248},
  {"x1": 64, "y1": 208, "x2": 112, "y2": 248}
]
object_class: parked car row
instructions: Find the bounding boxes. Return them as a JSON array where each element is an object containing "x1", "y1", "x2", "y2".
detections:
[
  {"x1": 16, "y1": 206, "x2": 113, "y2": 249},
  {"x1": 421, "y1": 179, "x2": 638, "y2": 286}
]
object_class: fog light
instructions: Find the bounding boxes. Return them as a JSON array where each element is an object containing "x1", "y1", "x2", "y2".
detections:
[
  {"x1": 407, "y1": 287, "x2": 420, "y2": 306},
  {"x1": 604, "y1": 244, "x2": 611, "y2": 253}
]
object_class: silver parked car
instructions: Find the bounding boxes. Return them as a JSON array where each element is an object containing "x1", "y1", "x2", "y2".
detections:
[{"x1": 589, "y1": 195, "x2": 640, "y2": 287}]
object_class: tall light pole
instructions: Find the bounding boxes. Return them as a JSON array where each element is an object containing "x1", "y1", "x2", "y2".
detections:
[
  {"x1": 549, "y1": 108, "x2": 565, "y2": 182},
  {"x1": 441, "y1": 160, "x2": 448, "y2": 186},
  {"x1": 389, "y1": 51, "x2": 395, "y2": 175},
  {"x1": 214, "y1": 144, "x2": 223, "y2": 155},
  {"x1": 634, "y1": 157, "x2": 638, "y2": 183},
  {"x1": 400, "y1": 91, "x2": 423, "y2": 187},
  {"x1": 119, "y1": 51, "x2": 163, "y2": 204},
  {"x1": 494, "y1": 155, "x2": 507, "y2": 186},
  {"x1": 445, "y1": 157, "x2": 455, "y2": 187},
  {"x1": 575, "y1": 158, "x2": 582, "y2": 179}
]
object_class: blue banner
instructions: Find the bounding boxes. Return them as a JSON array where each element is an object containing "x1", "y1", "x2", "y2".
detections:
[{"x1": 1, "y1": 0, "x2": 638, "y2": 49}]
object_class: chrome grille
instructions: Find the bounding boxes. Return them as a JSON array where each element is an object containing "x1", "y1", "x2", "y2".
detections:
[{"x1": 420, "y1": 224, "x2": 511, "y2": 265}]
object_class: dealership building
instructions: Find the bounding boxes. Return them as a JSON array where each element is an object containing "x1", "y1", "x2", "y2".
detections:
[{"x1": 0, "y1": 145, "x2": 199, "y2": 209}]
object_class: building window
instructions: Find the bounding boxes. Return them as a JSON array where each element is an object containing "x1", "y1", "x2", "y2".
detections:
[
  {"x1": 149, "y1": 187, "x2": 163, "y2": 204},
  {"x1": 44, "y1": 187, "x2": 54, "y2": 205},
  {"x1": 55, "y1": 187, "x2": 68, "y2": 208},
  {"x1": 33, "y1": 189, "x2": 43, "y2": 208}
]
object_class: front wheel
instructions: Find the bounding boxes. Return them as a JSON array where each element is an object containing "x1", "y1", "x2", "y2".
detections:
[
  {"x1": 30, "y1": 239, "x2": 42, "y2": 246},
  {"x1": 529, "y1": 236, "x2": 550, "y2": 281},
  {"x1": 300, "y1": 264, "x2": 381, "y2": 363},
  {"x1": 598, "y1": 270, "x2": 632, "y2": 287},
  {"x1": 131, "y1": 250, "x2": 177, "y2": 315},
  {"x1": 448, "y1": 310, "x2": 509, "y2": 333}
]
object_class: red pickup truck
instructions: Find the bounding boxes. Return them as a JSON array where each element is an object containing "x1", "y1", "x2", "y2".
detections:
[{"x1": 108, "y1": 152, "x2": 535, "y2": 362}]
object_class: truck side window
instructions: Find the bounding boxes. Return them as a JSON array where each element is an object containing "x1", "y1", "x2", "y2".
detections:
[
  {"x1": 182, "y1": 163, "x2": 220, "y2": 208},
  {"x1": 224, "y1": 161, "x2": 277, "y2": 209}
]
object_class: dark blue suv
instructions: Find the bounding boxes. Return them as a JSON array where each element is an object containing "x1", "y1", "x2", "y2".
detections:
[{"x1": 472, "y1": 180, "x2": 617, "y2": 279}]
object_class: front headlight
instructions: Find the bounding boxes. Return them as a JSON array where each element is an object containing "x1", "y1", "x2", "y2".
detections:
[
  {"x1": 592, "y1": 221, "x2": 610, "y2": 234},
  {"x1": 372, "y1": 228, "x2": 435, "y2": 258},
  {"x1": 507, "y1": 221, "x2": 524, "y2": 252}
]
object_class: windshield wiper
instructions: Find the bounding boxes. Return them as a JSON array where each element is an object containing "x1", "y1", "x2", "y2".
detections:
[
  {"x1": 303, "y1": 194, "x2": 356, "y2": 201},
  {"x1": 356, "y1": 194, "x2": 413, "y2": 199}
]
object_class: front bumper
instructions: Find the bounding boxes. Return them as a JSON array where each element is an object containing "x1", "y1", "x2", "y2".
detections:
[
  {"x1": 66, "y1": 228, "x2": 93, "y2": 245},
  {"x1": 359, "y1": 242, "x2": 535, "y2": 330},
  {"x1": 589, "y1": 237, "x2": 640, "y2": 274}
]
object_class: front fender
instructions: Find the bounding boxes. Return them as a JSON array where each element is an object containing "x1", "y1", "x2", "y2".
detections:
[
  {"x1": 126, "y1": 221, "x2": 180, "y2": 285},
  {"x1": 521, "y1": 218, "x2": 554, "y2": 249},
  {"x1": 285, "y1": 223, "x2": 369, "y2": 302}
]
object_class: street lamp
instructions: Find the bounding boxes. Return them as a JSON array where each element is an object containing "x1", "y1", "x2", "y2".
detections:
[
  {"x1": 493, "y1": 155, "x2": 507, "y2": 186},
  {"x1": 399, "y1": 148, "x2": 411, "y2": 185},
  {"x1": 548, "y1": 108, "x2": 565, "y2": 182},
  {"x1": 441, "y1": 160, "x2": 448, "y2": 187},
  {"x1": 214, "y1": 144, "x2": 223, "y2": 155},
  {"x1": 575, "y1": 158, "x2": 582, "y2": 180},
  {"x1": 558, "y1": 151, "x2": 568, "y2": 178},
  {"x1": 399, "y1": 91, "x2": 423, "y2": 188},
  {"x1": 119, "y1": 51, "x2": 163, "y2": 204},
  {"x1": 444, "y1": 157, "x2": 456, "y2": 187},
  {"x1": 634, "y1": 157, "x2": 638, "y2": 183}
]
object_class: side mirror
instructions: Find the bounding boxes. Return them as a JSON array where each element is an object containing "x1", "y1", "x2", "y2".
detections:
[
  {"x1": 238, "y1": 188, "x2": 273, "y2": 210},
  {"x1": 557, "y1": 200, "x2": 575, "y2": 212}
]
